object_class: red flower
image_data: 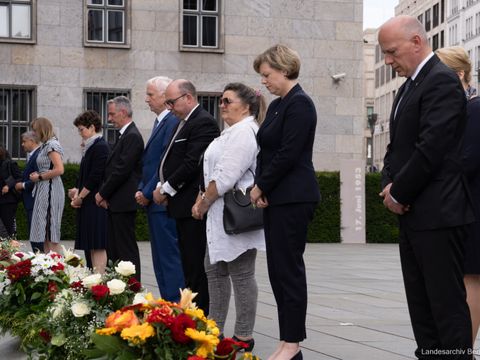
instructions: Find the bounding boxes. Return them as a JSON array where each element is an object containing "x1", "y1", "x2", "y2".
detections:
[
  {"x1": 51, "y1": 262, "x2": 65, "y2": 272},
  {"x1": 127, "y1": 277, "x2": 142, "y2": 292},
  {"x1": 39, "y1": 329, "x2": 51, "y2": 343},
  {"x1": 50, "y1": 253, "x2": 62, "y2": 260},
  {"x1": 187, "y1": 356, "x2": 206, "y2": 360},
  {"x1": 91, "y1": 284, "x2": 110, "y2": 301},
  {"x1": 47, "y1": 281, "x2": 58, "y2": 300},
  {"x1": 169, "y1": 313, "x2": 195, "y2": 344},
  {"x1": 70, "y1": 281, "x2": 85, "y2": 292},
  {"x1": 6, "y1": 259, "x2": 31, "y2": 282},
  {"x1": 146, "y1": 306, "x2": 173, "y2": 325},
  {"x1": 215, "y1": 338, "x2": 247, "y2": 359},
  {"x1": 14, "y1": 252, "x2": 24, "y2": 258}
]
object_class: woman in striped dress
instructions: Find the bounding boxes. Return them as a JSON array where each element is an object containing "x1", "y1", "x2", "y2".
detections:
[{"x1": 29, "y1": 117, "x2": 65, "y2": 254}]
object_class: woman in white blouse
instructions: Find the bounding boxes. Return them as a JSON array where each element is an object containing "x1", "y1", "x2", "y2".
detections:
[{"x1": 192, "y1": 83, "x2": 266, "y2": 350}]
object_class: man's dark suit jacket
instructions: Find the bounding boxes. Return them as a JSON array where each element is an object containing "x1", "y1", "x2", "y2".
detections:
[
  {"x1": 256, "y1": 84, "x2": 320, "y2": 205},
  {"x1": 161, "y1": 106, "x2": 219, "y2": 218},
  {"x1": 22, "y1": 148, "x2": 40, "y2": 211},
  {"x1": 99, "y1": 122, "x2": 144, "y2": 212},
  {"x1": 139, "y1": 112, "x2": 179, "y2": 212},
  {"x1": 382, "y1": 54, "x2": 475, "y2": 230}
]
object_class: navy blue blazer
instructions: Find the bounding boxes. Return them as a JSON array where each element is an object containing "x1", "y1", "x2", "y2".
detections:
[
  {"x1": 22, "y1": 147, "x2": 40, "y2": 211},
  {"x1": 139, "y1": 112, "x2": 179, "y2": 213},
  {"x1": 256, "y1": 84, "x2": 320, "y2": 205}
]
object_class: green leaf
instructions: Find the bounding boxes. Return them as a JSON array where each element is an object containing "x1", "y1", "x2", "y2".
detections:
[
  {"x1": 91, "y1": 333, "x2": 128, "y2": 355},
  {"x1": 30, "y1": 292, "x2": 42, "y2": 300},
  {"x1": 83, "y1": 348, "x2": 110, "y2": 359}
]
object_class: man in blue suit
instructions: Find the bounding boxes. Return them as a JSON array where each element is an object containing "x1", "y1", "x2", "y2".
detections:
[
  {"x1": 135, "y1": 76, "x2": 185, "y2": 302},
  {"x1": 15, "y1": 131, "x2": 42, "y2": 252}
]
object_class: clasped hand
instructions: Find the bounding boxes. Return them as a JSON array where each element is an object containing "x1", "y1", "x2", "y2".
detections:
[{"x1": 379, "y1": 183, "x2": 410, "y2": 215}]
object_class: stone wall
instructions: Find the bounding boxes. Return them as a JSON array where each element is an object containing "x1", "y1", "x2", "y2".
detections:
[{"x1": 0, "y1": 0, "x2": 364, "y2": 169}]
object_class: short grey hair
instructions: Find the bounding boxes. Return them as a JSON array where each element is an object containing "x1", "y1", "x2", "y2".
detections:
[
  {"x1": 147, "y1": 76, "x2": 172, "y2": 92},
  {"x1": 178, "y1": 80, "x2": 197, "y2": 97},
  {"x1": 107, "y1": 96, "x2": 132, "y2": 117},
  {"x1": 21, "y1": 130, "x2": 39, "y2": 143}
]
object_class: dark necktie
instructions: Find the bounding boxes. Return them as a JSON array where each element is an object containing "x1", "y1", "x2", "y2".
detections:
[
  {"x1": 151, "y1": 118, "x2": 159, "y2": 135},
  {"x1": 394, "y1": 78, "x2": 412, "y2": 119}
]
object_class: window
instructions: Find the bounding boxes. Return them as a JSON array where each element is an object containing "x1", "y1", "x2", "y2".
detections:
[
  {"x1": 418, "y1": 14, "x2": 423, "y2": 24},
  {"x1": 0, "y1": 86, "x2": 35, "y2": 159},
  {"x1": 83, "y1": 89, "x2": 130, "y2": 147},
  {"x1": 432, "y1": 34, "x2": 439, "y2": 51},
  {"x1": 441, "y1": 0, "x2": 445, "y2": 23},
  {"x1": 0, "y1": 0, "x2": 35, "y2": 43},
  {"x1": 181, "y1": 0, "x2": 223, "y2": 52},
  {"x1": 425, "y1": 9, "x2": 431, "y2": 31},
  {"x1": 198, "y1": 93, "x2": 223, "y2": 130},
  {"x1": 440, "y1": 30, "x2": 444, "y2": 48},
  {"x1": 391, "y1": 66, "x2": 396, "y2": 79},
  {"x1": 433, "y1": 4, "x2": 439, "y2": 28},
  {"x1": 84, "y1": 0, "x2": 130, "y2": 48},
  {"x1": 375, "y1": 68, "x2": 379, "y2": 88}
]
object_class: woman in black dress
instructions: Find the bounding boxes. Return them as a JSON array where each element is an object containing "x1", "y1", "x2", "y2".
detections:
[
  {"x1": 0, "y1": 146, "x2": 22, "y2": 238},
  {"x1": 69, "y1": 110, "x2": 109, "y2": 273}
]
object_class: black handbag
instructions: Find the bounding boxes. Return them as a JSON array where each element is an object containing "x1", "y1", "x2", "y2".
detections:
[{"x1": 223, "y1": 185, "x2": 264, "y2": 235}]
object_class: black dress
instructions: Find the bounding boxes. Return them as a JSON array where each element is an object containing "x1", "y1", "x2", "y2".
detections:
[
  {"x1": 463, "y1": 96, "x2": 480, "y2": 274},
  {"x1": 74, "y1": 137, "x2": 109, "y2": 263}
]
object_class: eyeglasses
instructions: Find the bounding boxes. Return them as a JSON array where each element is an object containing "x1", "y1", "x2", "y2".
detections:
[
  {"x1": 219, "y1": 97, "x2": 240, "y2": 106},
  {"x1": 165, "y1": 93, "x2": 187, "y2": 107}
]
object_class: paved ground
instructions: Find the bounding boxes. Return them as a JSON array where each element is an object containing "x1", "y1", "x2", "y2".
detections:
[{"x1": 1, "y1": 242, "x2": 476, "y2": 359}]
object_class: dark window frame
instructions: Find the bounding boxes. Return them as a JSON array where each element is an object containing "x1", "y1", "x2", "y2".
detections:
[
  {"x1": 433, "y1": 3, "x2": 439, "y2": 28},
  {"x1": 425, "y1": 9, "x2": 431, "y2": 31},
  {"x1": 198, "y1": 92, "x2": 223, "y2": 130},
  {"x1": 83, "y1": 88, "x2": 130, "y2": 147},
  {"x1": 0, "y1": 85, "x2": 36, "y2": 159}
]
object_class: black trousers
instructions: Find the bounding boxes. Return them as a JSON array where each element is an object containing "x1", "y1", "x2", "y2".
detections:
[
  {"x1": 264, "y1": 202, "x2": 316, "y2": 342},
  {"x1": 106, "y1": 211, "x2": 141, "y2": 281},
  {"x1": 0, "y1": 202, "x2": 17, "y2": 237},
  {"x1": 176, "y1": 217, "x2": 209, "y2": 315},
  {"x1": 399, "y1": 224, "x2": 471, "y2": 359}
]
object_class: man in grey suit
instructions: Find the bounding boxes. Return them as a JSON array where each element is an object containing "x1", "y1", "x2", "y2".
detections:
[{"x1": 95, "y1": 96, "x2": 144, "y2": 280}]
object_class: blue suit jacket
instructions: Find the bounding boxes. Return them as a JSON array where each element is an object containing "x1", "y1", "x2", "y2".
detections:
[
  {"x1": 22, "y1": 147, "x2": 40, "y2": 211},
  {"x1": 139, "y1": 112, "x2": 179, "y2": 212}
]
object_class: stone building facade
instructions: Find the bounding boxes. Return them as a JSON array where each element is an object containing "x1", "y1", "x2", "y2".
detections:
[{"x1": 0, "y1": 0, "x2": 364, "y2": 170}]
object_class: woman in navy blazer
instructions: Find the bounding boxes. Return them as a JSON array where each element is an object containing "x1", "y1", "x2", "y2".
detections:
[{"x1": 251, "y1": 44, "x2": 320, "y2": 360}]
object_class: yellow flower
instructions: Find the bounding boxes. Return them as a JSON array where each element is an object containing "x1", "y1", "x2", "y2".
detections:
[
  {"x1": 185, "y1": 308, "x2": 206, "y2": 322},
  {"x1": 96, "y1": 327, "x2": 118, "y2": 335},
  {"x1": 120, "y1": 323, "x2": 155, "y2": 345},
  {"x1": 185, "y1": 328, "x2": 219, "y2": 358},
  {"x1": 205, "y1": 318, "x2": 219, "y2": 335},
  {"x1": 179, "y1": 288, "x2": 198, "y2": 309}
]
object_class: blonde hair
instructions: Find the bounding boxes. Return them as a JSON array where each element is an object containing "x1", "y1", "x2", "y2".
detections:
[
  {"x1": 31, "y1": 117, "x2": 55, "y2": 143},
  {"x1": 436, "y1": 46, "x2": 472, "y2": 84},
  {"x1": 253, "y1": 44, "x2": 301, "y2": 80}
]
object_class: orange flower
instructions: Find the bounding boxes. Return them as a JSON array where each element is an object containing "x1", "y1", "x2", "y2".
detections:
[{"x1": 104, "y1": 309, "x2": 140, "y2": 332}]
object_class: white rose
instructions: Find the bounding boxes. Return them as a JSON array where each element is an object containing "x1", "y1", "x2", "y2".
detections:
[
  {"x1": 71, "y1": 301, "x2": 91, "y2": 317},
  {"x1": 81, "y1": 273, "x2": 102, "y2": 288},
  {"x1": 115, "y1": 261, "x2": 136, "y2": 277},
  {"x1": 52, "y1": 305, "x2": 64, "y2": 319},
  {"x1": 107, "y1": 279, "x2": 126, "y2": 295},
  {"x1": 132, "y1": 292, "x2": 148, "y2": 305}
]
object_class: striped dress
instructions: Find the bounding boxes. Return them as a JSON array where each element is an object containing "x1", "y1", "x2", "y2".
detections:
[{"x1": 30, "y1": 137, "x2": 65, "y2": 244}]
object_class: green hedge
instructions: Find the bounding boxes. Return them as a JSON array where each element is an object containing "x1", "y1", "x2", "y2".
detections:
[{"x1": 14, "y1": 164, "x2": 398, "y2": 243}]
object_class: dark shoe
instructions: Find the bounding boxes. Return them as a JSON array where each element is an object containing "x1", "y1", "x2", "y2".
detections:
[
  {"x1": 291, "y1": 350, "x2": 303, "y2": 360},
  {"x1": 232, "y1": 335, "x2": 255, "y2": 352}
]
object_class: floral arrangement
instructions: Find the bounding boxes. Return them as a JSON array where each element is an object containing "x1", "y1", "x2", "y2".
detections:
[
  {"x1": 29, "y1": 260, "x2": 143, "y2": 359},
  {"x1": 0, "y1": 242, "x2": 261, "y2": 359},
  {"x1": 88, "y1": 289, "x2": 260, "y2": 360}
]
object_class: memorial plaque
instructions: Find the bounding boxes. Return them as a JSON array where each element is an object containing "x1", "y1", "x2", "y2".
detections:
[{"x1": 340, "y1": 159, "x2": 366, "y2": 243}]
